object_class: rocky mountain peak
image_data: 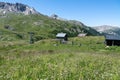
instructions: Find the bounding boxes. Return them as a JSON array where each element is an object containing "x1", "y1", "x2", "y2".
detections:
[
  {"x1": 93, "y1": 25, "x2": 120, "y2": 35},
  {"x1": 0, "y1": 2, "x2": 39, "y2": 15}
]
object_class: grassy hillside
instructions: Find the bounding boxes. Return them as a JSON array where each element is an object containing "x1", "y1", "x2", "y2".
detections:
[
  {"x1": 0, "y1": 13, "x2": 100, "y2": 41},
  {"x1": 0, "y1": 36, "x2": 120, "y2": 79}
]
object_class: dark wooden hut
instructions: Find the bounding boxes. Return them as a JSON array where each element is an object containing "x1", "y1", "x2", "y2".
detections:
[
  {"x1": 56, "y1": 33, "x2": 68, "y2": 41},
  {"x1": 105, "y1": 34, "x2": 120, "y2": 46}
]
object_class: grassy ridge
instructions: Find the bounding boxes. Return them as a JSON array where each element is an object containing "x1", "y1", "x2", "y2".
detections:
[
  {"x1": 0, "y1": 14, "x2": 100, "y2": 41},
  {"x1": 0, "y1": 36, "x2": 120, "y2": 79}
]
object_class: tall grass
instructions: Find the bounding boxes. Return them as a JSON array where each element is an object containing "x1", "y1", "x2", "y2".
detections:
[
  {"x1": 0, "y1": 53, "x2": 120, "y2": 80},
  {"x1": 0, "y1": 36, "x2": 120, "y2": 79}
]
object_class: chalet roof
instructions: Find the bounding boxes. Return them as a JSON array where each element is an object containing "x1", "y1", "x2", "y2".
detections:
[
  {"x1": 56, "y1": 33, "x2": 67, "y2": 37},
  {"x1": 105, "y1": 34, "x2": 120, "y2": 40},
  {"x1": 78, "y1": 33, "x2": 87, "y2": 37}
]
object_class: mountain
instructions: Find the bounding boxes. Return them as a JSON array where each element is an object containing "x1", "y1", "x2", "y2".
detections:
[
  {"x1": 93, "y1": 25, "x2": 120, "y2": 35},
  {"x1": 0, "y1": 2, "x2": 100, "y2": 41},
  {"x1": 0, "y1": 2, "x2": 39, "y2": 15}
]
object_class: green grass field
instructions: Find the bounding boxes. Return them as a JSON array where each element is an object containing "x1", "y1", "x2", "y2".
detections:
[{"x1": 0, "y1": 36, "x2": 120, "y2": 80}]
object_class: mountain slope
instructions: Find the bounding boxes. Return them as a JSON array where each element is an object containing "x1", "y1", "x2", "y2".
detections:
[{"x1": 0, "y1": 2, "x2": 100, "y2": 41}]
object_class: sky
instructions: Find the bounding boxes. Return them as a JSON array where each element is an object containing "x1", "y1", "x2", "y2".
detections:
[{"x1": 0, "y1": 0, "x2": 120, "y2": 27}]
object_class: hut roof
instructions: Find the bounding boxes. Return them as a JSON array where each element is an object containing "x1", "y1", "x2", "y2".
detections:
[
  {"x1": 56, "y1": 33, "x2": 67, "y2": 37},
  {"x1": 78, "y1": 33, "x2": 87, "y2": 37},
  {"x1": 105, "y1": 34, "x2": 120, "y2": 40}
]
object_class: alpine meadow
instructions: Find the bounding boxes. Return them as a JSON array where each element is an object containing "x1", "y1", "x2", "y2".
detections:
[{"x1": 0, "y1": 2, "x2": 120, "y2": 80}]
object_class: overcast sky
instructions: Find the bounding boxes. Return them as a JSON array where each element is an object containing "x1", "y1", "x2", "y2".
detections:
[{"x1": 0, "y1": 0, "x2": 120, "y2": 27}]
